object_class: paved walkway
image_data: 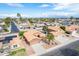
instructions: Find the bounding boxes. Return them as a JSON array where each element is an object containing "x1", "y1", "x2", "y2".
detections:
[{"x1": 22, "y1": 40, "x2": 35, "y2": 55}]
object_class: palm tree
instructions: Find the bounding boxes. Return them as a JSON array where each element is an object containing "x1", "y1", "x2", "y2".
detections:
[
  {"x1": 46, "y1": 33, "x2": 55, "y2": 45},
  {"x1": 46, "y1": 33, "x2": 54, "y2": 42},
  {"x1": 70, "y1": 16, "x2": 75, "y2": 25},
  {"x1": 42, "y1": 26, "x2": 49, "y2": 34},
  {"x1": 19, "y1": 31, "x2": 25, "y2": 39},
  {"x1": 17, "y1": 13, "x2": 22, "y2": 23},
  {"x1": 70, "y1": 16, "x2": 73, "y2": 20},
  {"x1": 17, "y1": 13, "x2": 21, "y2": 18}
]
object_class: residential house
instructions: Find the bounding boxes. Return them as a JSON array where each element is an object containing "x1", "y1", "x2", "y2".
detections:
[
  {"x1": 66, "y1": 25, "x2": 79, "y2": 32},
  {"x1": 23, "y1": 29, "x2": 45, "y2": 45},
  {"x1": 9, "y1": 37, "x2": 24, "y2": 49},
  {"x1": 48, "y1": 26, "x2": 64, "y2": 37}
]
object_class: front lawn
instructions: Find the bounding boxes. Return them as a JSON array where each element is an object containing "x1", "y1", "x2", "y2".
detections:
[{"x1": 9, "y1": 48, "x2": 26, "y2": 56}]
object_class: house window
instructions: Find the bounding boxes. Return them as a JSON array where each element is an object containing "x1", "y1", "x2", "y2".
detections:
[{"x1": 13, "y1": 45, "x2": 18, "y2": 48}]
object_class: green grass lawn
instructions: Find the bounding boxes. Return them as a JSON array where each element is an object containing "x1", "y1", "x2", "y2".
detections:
[{"x1": 9, "y1": 48, "x2": 27, "y2": 56}]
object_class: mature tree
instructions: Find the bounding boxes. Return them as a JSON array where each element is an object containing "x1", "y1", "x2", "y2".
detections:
[
  {"x1": 28, "y1": 18, "x2": 33, "y2": 23},
  {"x1": 41, "y1": 18, "x2": 48, "y2": 22},
  {"x1": 27, "y1": 18, "x2": 34, "y2": 28},
  {"x1": 3, "y1": 25, "x2": 9, "y2": 32},
  {"x1": 0, "y1": 48, "x2": 4, "y2": 53},
  {"x1": 70, "y1": 16, "x2": 74, "y2": 20},
  {"x1": 52, "y1": 18, "x2": 55, "y2": 22},
  {"x1": 45, "y1": 18, "x2": 48, "y2": 22},
  {"x1": 4, "y1": 17, "x2": 12, "y2": 27}
]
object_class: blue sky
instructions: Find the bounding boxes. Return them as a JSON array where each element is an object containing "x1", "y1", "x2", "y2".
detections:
[{"x1": 0, "y1": 3, "x2": 79, "y2": 18}]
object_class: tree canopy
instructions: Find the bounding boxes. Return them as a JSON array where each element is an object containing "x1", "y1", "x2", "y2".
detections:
[
  {"x1": 46, "y1": 33, "x2": 54, "y2": 42},
  {"x1": 4, "y1": 17, "x2": 12, "y2": 27}
]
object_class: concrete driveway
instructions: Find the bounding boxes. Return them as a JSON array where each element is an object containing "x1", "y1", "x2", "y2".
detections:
[
  {"x1": 31, "y1": 42, "x2": 46, "y2": 55},
  {"x1": 55, "y1": 35, "x2": 72, "y2": 43}
]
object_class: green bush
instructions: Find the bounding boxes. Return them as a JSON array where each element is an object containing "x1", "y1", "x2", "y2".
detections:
[{"x1": 4, "y1": 29, "x2": 9, "y2": 32}]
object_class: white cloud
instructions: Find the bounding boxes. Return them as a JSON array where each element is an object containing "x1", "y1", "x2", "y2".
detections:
[
  {"x1": 6, "y1": 3, "x2": 24, "y2": 7},
  {"x1": 41, "y1": 11, "x2": 77, "y2": 17},
  {"x1": 0, "y1": 14, "x2": 30, "y2": 18},
  {"x1": 53, "y1": 3, "x2": 71, "y2": 10},
  {"x1": 53, "y1": 3, "x2": 79, "y2": 13},
  {"x1": 66, "y1": 4, "x2": 79, "y2": 12},
  {"x1": 0, "y1": 14, "x2": 16, "y2": 17},
  {"x1": 39, "y1": 4, "x2": 50, "y2": 7},
  {"x1": 0, "y1": 12, "x2": 77, "y2": 18},
  {"x1": 39, "y1": 4, "x2": 79, "y2": 17}
]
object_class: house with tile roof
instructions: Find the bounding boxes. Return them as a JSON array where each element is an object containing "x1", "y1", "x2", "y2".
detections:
[
  {"x1": 9, "y1": 37, "x2": 24, "y2": 49},
  {"x1": 66, "y1": 25, "x2": 79, "y2": 32},
  {"x1": 23, "y1": 29, "x2": 45, "y2": 45},
  {"x1": 48, "y1": 26, "x2": 64, "y2": 37}
]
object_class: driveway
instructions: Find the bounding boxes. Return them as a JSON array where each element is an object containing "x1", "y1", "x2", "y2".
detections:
[
  {"x1": 31, "y1": 42, "x2": 46, "y2": 55},
  {"x1": 55, "y1": 35, "x2": 72, "y2": 43},
  {"x1": 41, "y1": 39, "x2": 79, "y2": 56}
]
